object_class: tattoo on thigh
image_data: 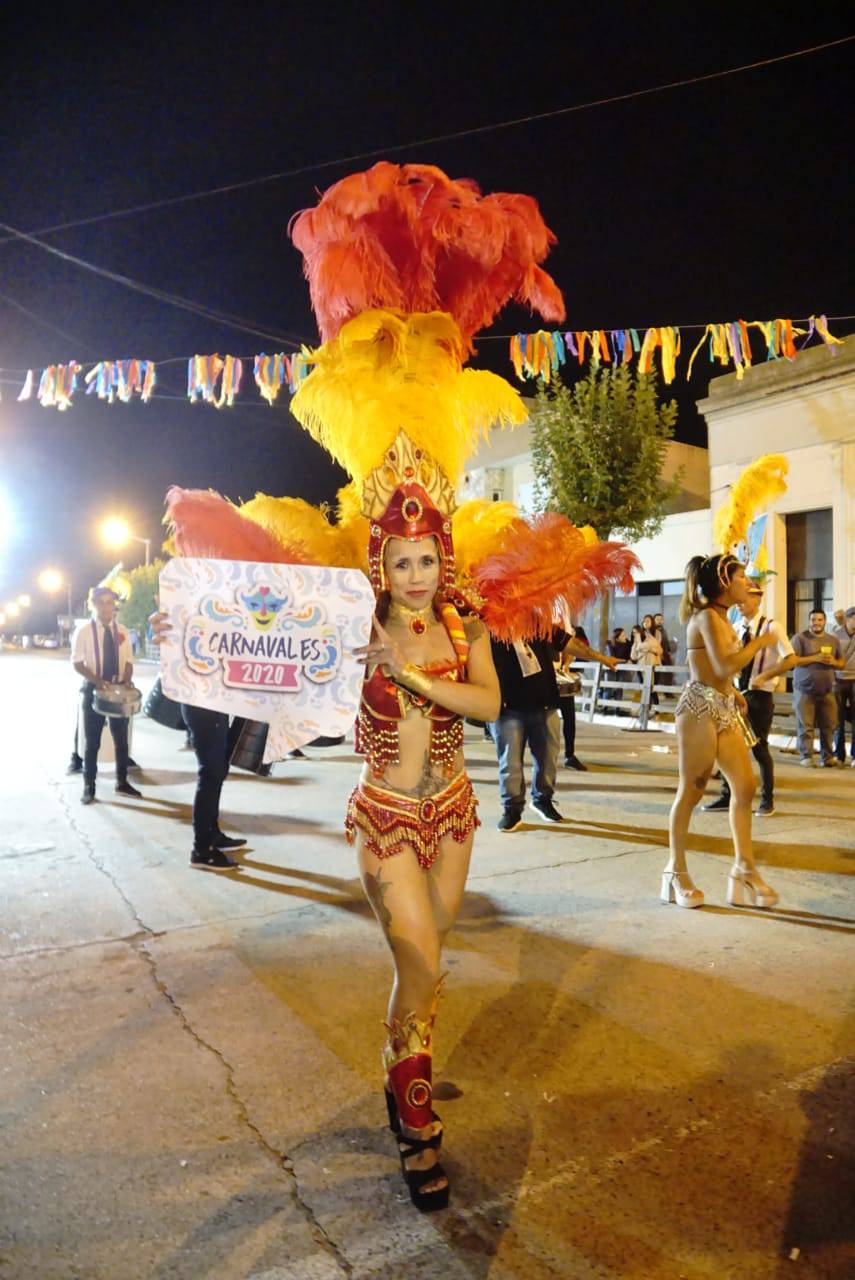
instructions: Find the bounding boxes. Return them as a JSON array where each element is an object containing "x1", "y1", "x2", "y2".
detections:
[{"x1": 363, "y1": 866, "x2": 393, "y2": 936}]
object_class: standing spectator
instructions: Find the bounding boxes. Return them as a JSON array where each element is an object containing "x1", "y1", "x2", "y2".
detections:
[
  {"x1": 833, "y1": 606, "x2": 855, "y2": 764},
  {"x1": 604, "y1": 626, "x2": 632, "y2": 712},
  {"x1": 488, "y1": 627, "x2": 572, "y2": 830},
  {"x1": 632, "y1": 615, "x2": 663, "y2": 708},
  {"x1": 71, "y1": 587, "x2": 142, "y2": 805},
  {"x1": 791, "y1": 611, "x2": 844, "y2": 767},
  {"x1": 557, "y1": 626, "x2": 620, "y2": 763},
  {"x1": 654, "y1": 612, "x2": 675, "y2": 686},
  {"x1": 632, "y1": 615, "x2": 664, "y2": 668}
]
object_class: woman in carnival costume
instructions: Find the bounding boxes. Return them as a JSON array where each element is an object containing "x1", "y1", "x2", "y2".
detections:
[
  {"x1": 163, "y1": 162, "x2": 638, "y2": 1210},
  {"x1": 663, "y1": 457, "x2": 789, "y2": 910}
]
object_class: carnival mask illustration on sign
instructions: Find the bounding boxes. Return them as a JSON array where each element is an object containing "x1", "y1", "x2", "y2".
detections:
[{"x1": 239, "y1": 585, "x2": 290, "y2": 632}]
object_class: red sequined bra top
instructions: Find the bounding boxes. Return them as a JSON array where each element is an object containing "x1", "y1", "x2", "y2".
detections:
[{"x1": 355, "y1": 601, "x2": 470, "y2": 780}]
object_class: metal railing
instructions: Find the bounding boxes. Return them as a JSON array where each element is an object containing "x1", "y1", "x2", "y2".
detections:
[{"x1": 568, "y1": 661, "x2": 803, "y2": 748}]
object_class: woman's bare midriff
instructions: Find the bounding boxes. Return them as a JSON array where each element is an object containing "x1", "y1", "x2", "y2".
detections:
[{"x1": 360, "y1": 707, "x2": 464, "y2": 797}]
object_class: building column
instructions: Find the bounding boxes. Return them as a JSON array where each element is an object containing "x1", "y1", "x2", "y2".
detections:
[
  {"x1": 765, "y1": 512, "x2": 788, "y2": 628},
  {"x1": 831, "y1": 442, "x2": 855, "y2": 611}
]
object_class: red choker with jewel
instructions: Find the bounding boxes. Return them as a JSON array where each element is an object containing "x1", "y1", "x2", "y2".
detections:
[{"x1": 389, "y1": 601, "x2": 435, "y2": 637}]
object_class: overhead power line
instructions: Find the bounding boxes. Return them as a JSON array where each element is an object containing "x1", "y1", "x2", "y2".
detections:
[
  {"x1": 0, "y1": 35, "x2": 851, "y2": 246},
  {"x1": 0, "y1": 222, "x2": 310, "y2": 346}
]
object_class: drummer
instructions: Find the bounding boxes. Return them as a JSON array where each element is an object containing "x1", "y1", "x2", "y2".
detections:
[{"x1": 71, "y1": 586, "x2": 142, "y2": 805}]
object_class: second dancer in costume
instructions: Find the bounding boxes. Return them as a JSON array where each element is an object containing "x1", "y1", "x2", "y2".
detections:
[{"x1": 663, "y1": 554, "x2": 778, "y2": 909}]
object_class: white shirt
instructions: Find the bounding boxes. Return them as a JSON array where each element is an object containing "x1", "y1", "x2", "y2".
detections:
[
  {"x1": 739, "y1": 614, "x2": 793, "y2": 693},
  {"x1": 71, "y1": 618, "x2": 133, "y2": 681}
]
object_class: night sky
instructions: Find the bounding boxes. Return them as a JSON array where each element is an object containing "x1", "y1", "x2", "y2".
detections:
[{"x1": 1, "y1": 5, "x2": 852, "y2": 628}]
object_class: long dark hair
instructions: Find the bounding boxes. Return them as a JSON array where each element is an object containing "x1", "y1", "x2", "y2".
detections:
[{"x1": 680, "y1": 554, "x2": 743, "y2": 624}]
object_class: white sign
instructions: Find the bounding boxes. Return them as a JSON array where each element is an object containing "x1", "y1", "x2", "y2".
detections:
[{"x1": 159, "y1": 558, "x2": 374, "y2": 761}]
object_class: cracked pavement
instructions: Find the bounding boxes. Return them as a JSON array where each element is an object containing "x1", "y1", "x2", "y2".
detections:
[{"x1": 1, "y1": 651, "x2": 853, "y2": 1279}]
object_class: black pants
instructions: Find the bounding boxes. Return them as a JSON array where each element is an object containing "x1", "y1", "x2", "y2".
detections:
[
  {"x1": 181, "y1": 704, "x2": 230, "y2": 852},
  {"x1": 81, "y1": 685, "x2": 129, "y2": 786},
  {"x1": 720, "y1": 689, "x2": 775, "y2": 807},
  {"x1": 835, "y1": 682, "x2": 855, "y2": 760},
  {"x1": 559, "y1": 695, "x2": 576, "y2": 758}
]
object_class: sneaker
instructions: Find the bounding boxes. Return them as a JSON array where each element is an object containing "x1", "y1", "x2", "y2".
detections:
[
  {"x1": 190, "y1": 848, "x2": 240, "y2": 870},
  {"x1": 850, "y1": 759, "x2": 855, "y2": 768},
  {"x1": 530, "y1": 799, "x2": 565, "y2": 823},
  {"x1": 305, "y1": 734, "x2": 345, "y2": 748},
  {"x1": 81, "y1": 787, "x2": 95, "y2": 805},
  {"x1": 66, "y1": 757, "x2": 83, "y2": 776},
  {"x1": 127, "y1": 757, "x2": 141, "y2": 770},
  {"x1": 214, "y1": 832, "x2": 248, "y2": 850},
  {"x1": 115, "y1": 781, "x2": 142, "y2": 797},
  {"x1": 497, "y1": 811, "x2": 523, "y2": 833},
  {"x1": 701, "y1": 795, "x2": 730, "y2": 812},
  {"x1": 754, "y1": 801, "x2": 776, "y2": 817},
  {"x1": 288, "y1": 748, "x2": 307, "y2": 759},
  {"x1": 563, "y1": 756, "x2": 588, "y2": 772},
  {"x1": 821, "y1": 758, "x2": 839, "y2": 768},
  {"x1": 799, "y1": 757, "x2": 817, "y2": 768}
]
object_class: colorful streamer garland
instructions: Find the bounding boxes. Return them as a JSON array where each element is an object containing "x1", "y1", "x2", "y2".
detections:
[
  {"x1": 252, "y1": 351, "x2": 313, "y2": 404},
  {"x1": 511, "y1": 314, "x2": 841, "y2": 385},
  {"x1": 6, "y1": 315, "x2": 845, "y2": 410},
  {"x1": 85, "y1": 359, "x2": 156, "y2": 403}
]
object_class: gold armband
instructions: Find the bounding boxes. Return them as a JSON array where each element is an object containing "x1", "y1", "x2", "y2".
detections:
[{"x1": 397, "y1": 662, "x2": 434, "y2": 697}]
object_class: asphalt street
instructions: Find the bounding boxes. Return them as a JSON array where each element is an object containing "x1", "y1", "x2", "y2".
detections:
[{"x1": 1, "y1": 650, "x2": 852, "y2": 1280}]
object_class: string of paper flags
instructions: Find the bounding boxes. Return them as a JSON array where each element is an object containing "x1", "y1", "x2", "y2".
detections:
[
  {"x1": 4, "y1": 314, "x2": 845, "y2": 411},
  {"x1": 509, "y1": 314, "x2": 843, "y2": 385},
  {"x1": 11, "y1": 350, "x2": 313, "y2": 412}
]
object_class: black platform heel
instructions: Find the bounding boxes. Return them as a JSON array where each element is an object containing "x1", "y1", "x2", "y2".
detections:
[{"x1": 397, "y1": 1129, "x2": 449, "y2": 1212}]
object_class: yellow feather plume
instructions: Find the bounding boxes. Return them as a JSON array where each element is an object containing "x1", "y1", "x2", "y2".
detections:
[
  {"x1": 713, "y1": 454, "x2": 789, "y2": 555},
  {"x1": 236, "y1": 491, "x2": 363, "y2": 568},
  {"x1": 98, "y1": 562, "x2": 133, "y2": 601},
  {"x1": 452, "y1": 500, "x2": 525, "y2": 577},
  {"x1": 290, "y1": 309, "x2": 527, "y2": 492},
  {"x1": 334, "y1": 483, "x2": 371, "y2": 572}
]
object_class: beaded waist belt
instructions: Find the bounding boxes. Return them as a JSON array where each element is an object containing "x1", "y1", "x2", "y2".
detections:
[{"x1": 345, "y1": 771, "x2": 478, "y2": 871}]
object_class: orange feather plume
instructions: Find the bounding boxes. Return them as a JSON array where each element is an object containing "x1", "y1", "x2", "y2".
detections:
[
  {"x1": 472, "y1": 514, "x2": 640, "y2": 643},
  {"x1": 164, "y1": 487, "x2": 311, "y2": 564},
  {"x1": 290, "y1": 161, "x2": 565, "y2": 349}
]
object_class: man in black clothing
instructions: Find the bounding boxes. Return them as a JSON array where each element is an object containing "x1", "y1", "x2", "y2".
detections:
[
  {"x1": 181, "y1": 704, "x2": 246, "y2": 870},
  {"x1": 488, "y1": 628, "x2": 571, "y2": 831}
]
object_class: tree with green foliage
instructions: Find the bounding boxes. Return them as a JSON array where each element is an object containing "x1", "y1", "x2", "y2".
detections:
[
  {"x1": 119, "y1": 560, "x2": 164, "y2": 645},
  {"x1": 531, "y1": 363, "x2": 682, "y2": 644}
]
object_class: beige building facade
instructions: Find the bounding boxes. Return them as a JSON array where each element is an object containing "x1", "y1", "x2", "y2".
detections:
[{"x1": 462, "y1": 336, "x2": 855, "y2": 647}]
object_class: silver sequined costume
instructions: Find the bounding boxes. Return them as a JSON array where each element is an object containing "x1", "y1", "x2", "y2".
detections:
[{"x1": 674, "y1": 680, "x2": 739, "y2": 734}]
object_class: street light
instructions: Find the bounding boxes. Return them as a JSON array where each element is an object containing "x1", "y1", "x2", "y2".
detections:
[
  {"x1": 100, "y1": 516, "x2": 151, "y2": 566},
  {"x1": 17, "y1": 594, "x2": 31, "y2": 608},
  {"x1": 6, "y1": 601, "x2": 20, "y2": 618},
  {"x1": 39, "y1": 568, "x2": 73, "y2": 619}
]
